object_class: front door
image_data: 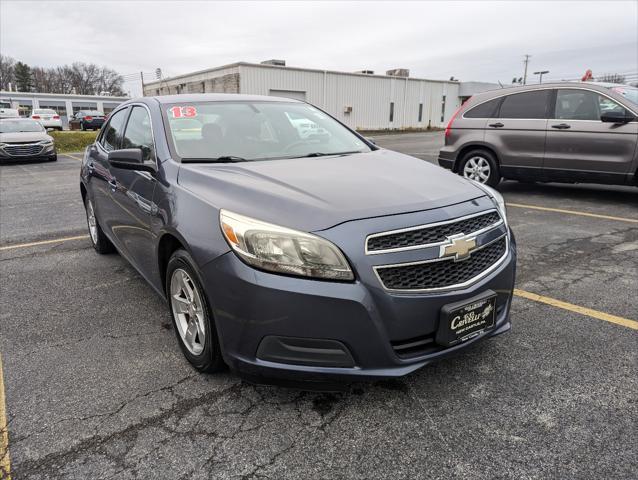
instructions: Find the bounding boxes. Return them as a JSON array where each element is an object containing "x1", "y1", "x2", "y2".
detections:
[
  {"x1": 543, "y1": 88, "x2": 638, "y2": 183},
  {"x1": 484, "y1": 89, "x2": 551, "y2": 179},
  {"x1": 107, "y1": 105, "x2": 158, "y2": 278}
]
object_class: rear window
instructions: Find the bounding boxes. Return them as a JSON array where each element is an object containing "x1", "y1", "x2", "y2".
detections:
[
  {"x1": 464, "y1": 98, "x2": 501, "y2": 118},
  {"x1": 498, "y1": 90, "x2": 551, "y2": 119},
  {"x1": 33, "y1": 109, "x2": 57, "y2": 115}
]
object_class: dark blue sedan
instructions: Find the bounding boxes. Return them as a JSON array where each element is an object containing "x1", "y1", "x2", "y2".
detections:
[{"x1": 80, "y1": 94, "x2": 516, "y2": 384}]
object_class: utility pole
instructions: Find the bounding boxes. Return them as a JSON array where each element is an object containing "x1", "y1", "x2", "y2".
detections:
[
  {"x1": 533, "y1": 70, "x2": 549, "y2": 84},
  {"x1": 140, "y1": 71, "x2": 145, "y2": 97},
  {"x1": 522, "y1": 54, "x2": 531, "y2": 85}
]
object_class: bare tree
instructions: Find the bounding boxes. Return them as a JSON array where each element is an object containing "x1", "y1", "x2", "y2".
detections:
[{"x1": 0, "y1": 55, "x2": 16, "y2": 90}]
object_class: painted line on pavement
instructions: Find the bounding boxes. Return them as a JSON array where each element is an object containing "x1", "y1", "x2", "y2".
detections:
[
  {"x1": 0, "y1": 235, "x2": 89, "y2": 251},
  {"x1": 514, "y1": 289, "x2": 638, "y2": 330},
  {"x1": 507, "y1": 203, "x2": 638, "y2": 224},
  {"x1": 0, "y1": 354, "x2": 11, "y2": 480}
]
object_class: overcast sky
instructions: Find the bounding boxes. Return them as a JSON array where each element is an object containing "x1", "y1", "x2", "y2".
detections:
[{"x1": 1, "y1": 0, "x2": 637, "y2": 96}]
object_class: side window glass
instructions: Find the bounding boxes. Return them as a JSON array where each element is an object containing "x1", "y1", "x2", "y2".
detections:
[
  {"x1": 101, "y1": 108, "x2": 129, "y2": 152},
  {"x1": 498, "y1": 90, "x2": 550, "y2": 119},
  {"x1": 121, "y1": 106, "x2": 155, "y2": 162},
  {"x1": 598, "y1": 96, "x2": 626, "y2": 116},
  {"x1": 464, "y1": 98, "x2": 501, "y2": 118},
  {"x1": 555, "y1": 89, "x2": 601, "y2": 121}
]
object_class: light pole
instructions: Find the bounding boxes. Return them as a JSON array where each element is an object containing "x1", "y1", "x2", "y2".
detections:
[{"x1": 533, "y1": 70, "x2": 550, "y2": 84}]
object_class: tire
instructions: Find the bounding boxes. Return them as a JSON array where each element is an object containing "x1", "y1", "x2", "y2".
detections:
[
  {"x1": 458, "y1": 149, "x2": 500, "y2": 187},
  {"x1": 84, "y1": 195, "x2": 115, "y2": 254},
  {"x1": 50, "y1": 154, "x2": 58, "y2": 162},
  {"x1": 166, "y1": 249, "x2": 225, "y2": 373}
]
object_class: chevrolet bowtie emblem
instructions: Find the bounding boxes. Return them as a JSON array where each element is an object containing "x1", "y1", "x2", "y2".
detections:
[{"x1": 440, "y1": 234, "x2": 477, "y2": 261}]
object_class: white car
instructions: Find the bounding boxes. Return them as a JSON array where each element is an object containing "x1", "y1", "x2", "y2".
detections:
[
  {"x1": 31, "y1": 109, "x2": 63, "y2": 130},
  {"x1": 0, "y1": 108, "x2": 20, "y2": 119}
]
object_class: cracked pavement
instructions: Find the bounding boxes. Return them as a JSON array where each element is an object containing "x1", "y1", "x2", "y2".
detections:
[{"x1": 1, "y1": 139, "x2": 637, "y2": 479}]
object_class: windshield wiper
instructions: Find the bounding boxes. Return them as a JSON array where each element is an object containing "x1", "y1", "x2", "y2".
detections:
[
  {"x1": 181, "y1": 156, "x2": 249, "y2": 163},
  {"x1": 299, "y1": 151, "x2": 362, "y2": 158}
]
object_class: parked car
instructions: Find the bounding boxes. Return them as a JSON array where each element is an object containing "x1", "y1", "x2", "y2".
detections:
[
  {"x1": 31, "y1": 108, "x2": 63, "y2": 130},
  {"x1": 80, "y1": 94, "x2": 516, "y2": 384},
  {"x1": 0, "y1": 108, "x2": 20, "y2": 119},
  {"x1": 73, "y1": 110, "x2": 105, "y2": 130},
  {"x1": 0, "y1": 118, "x2": 57, "y2": 163},
  {"x1": 439, "y1": 82, "x2": 638, "y2": 187}
]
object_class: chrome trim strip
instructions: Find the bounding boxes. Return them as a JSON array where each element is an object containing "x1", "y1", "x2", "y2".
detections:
[
  {"x1": 373, "y1": 233, "x2": 509, "y2": 293},
  {"x1": 365, "y1": 209, "x2": 503, "y2": 255}
]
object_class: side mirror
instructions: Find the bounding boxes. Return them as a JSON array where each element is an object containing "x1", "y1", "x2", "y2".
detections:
[
  {"x1": 601, "y1": 111, "x2": 635, "y2": 124},
  {"x1": 108, "y1": 148, "x2": 155, "y2": 173}
]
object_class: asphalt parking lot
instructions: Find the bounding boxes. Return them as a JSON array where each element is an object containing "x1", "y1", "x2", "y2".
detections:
[{"x1": 1, "y1": 132, "x2": 637, "y2": 480}]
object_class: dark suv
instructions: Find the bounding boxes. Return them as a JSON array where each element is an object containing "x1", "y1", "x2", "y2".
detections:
[{"x1": 438, "y1": 82, "x2": 638, "y2": 187}]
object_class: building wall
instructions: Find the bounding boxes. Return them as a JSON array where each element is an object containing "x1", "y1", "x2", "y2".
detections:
[{"x1": 143, "y1": 63, "x2": 462, "y2": 130}]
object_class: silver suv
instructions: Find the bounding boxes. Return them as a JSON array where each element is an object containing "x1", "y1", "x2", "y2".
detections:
[{"x1": 438, "y1": 82, "x2": 638, "y2": 187}]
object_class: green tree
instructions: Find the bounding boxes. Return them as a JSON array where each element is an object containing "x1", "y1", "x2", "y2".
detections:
[{"x1": 14, "y1": 61, "x2": 32, "y2": 91}]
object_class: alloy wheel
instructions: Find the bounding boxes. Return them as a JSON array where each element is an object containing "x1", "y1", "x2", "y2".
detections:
[
  {"x1": 463, "y1": 156, "x2": 491, "y2": 183},
  {"x1": 86, "y1": 199, "x2": 98, "y2": 245},
  {"x1": 170, "y1": 268, "x2": 206, "y2": 355}
]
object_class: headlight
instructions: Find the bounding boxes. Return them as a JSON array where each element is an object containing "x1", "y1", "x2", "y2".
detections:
[
  {"x1": 38, "y1": 139, "x2": 53, "y2": 145},
  {"x1": 0, "y1": 143, "x2": 6, "y2": 148},
  {"x1": 220, "y1": 210, "x2": 354, "y2": 281},
  {"x1": 470, "y1": 181, "x2": 507, "y2": 223}
]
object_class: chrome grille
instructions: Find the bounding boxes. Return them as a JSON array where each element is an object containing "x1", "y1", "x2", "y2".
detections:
[
  {"x1": 3, "y1": 143, "x2": 43, "y2": 156},
  {"x1": 375, "y1": 236, "x2": 507, "y2": 291},
  {"x1": 367, "y1": 210, "x2": 501, "y2": 253}
]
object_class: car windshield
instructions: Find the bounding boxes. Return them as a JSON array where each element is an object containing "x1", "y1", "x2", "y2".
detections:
[
  {"x1": 0, "y1": 119, "x2": 45, "y2": 133},
  {"x1": 163, "y1": 101, "x2": 372, "y2": 161},
  {"x1": 610, "y1": 86, "x2": 638, "y2": 106}
]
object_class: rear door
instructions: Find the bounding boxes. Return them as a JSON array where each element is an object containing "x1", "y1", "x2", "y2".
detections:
[
  {"x1": 107, "y1": 105, "x2": 158, "y2": 276},
  {"x1": 543, "y1": 88, "x2": 638, "y2": 183},
  {"x1": 87, "y1": 106, "x2": 129, "y2": 240},
  {"x1": 484, "y1": 89, "x2": 552, "y2": 179}
]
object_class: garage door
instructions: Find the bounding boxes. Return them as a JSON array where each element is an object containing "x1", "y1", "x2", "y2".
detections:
[{"x1": 269, "y1": 89, "x2": 307, "y2": 101}]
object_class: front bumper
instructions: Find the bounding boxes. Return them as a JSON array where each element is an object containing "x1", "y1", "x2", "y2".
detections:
[
  {"x1": 0, "y1": 144, "x2": 56, "y2": 161},
  {"x1": 200, "y1": 227, "x2": 516, "y2": 384}
]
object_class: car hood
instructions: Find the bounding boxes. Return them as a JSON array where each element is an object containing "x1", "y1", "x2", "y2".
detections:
[
  {"x1": 0, "y1": 131, "x2": 51, "y2": 143},
  {"x1": 177, "y1": 149, "x2": 486, "y2": 232}
]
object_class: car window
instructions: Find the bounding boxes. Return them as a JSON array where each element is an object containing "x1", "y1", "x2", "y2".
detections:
[
  {"x1": 498, "y1": 90, "x2": 551, "y2": 119},
  {"x1": 464, "y1": 98, "x2": 501, "y2": 118},
  {"x1": 164, "y1": 101, "x2": 366, "y2": 161},
  {"x1": 554, "y1": 89, "x2": 626, "y2": 121},
  {"x1": 100, "y1": 108, "x2": 129, "y2": 152},
  {"x1": 121, "y1": 106, "x2": 155, "y2": 162},
  {"x1": 33, "y1": 109, "x2": 56, "y2": 115}
]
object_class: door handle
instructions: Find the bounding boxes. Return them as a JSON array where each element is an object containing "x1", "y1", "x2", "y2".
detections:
[
  {"x1": 551, "y1": 123, "x2": 571, "y2": 129},
  {"x1": 87, "y1": 162, "x2": 95, "y2": 174},
  {"x1": 488, "y1": 122, "x2": 504, "y2": 128},
  {"x1": 108, "y1": 178, "x2": 117, "y2": 192}
]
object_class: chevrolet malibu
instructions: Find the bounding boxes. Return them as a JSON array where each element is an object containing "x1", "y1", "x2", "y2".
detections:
[{"x1": 80, "y1": 94, "x2": 516, "y2": 383}]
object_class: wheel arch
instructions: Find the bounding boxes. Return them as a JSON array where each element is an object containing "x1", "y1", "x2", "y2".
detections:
[
  {"x1": 157, "y1": 231, "x2": 192, "y2": 296},
  {"x1": 454, "y1": 144, "x2": 501, "y2": 172}
]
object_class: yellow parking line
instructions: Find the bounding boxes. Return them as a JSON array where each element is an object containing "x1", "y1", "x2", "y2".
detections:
[
  {"x1": 0, "y1": 355, "x2": 11, "y2": 480},
  {"x1": 63, "y1": 153, "x2": 83, "y2": 161},
  {"x1": 507, "y1": 203, "x2": 638, "y2": 224},
  {"x1": 0, "y1": 235, "x2": 89, "y2": 251},
  {"x1": 514, "y1": 289, "x2": 638, "y2": 330}
]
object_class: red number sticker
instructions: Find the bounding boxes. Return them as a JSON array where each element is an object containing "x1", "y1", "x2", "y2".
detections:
[{"x1": 169, "y1": 106, "x2": 197, "y2": 118}]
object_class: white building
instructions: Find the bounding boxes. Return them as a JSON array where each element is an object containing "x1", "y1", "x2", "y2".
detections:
[
  {"x1": 144, "y1": 61, "x2": 498, "y2": 131},
  {"x1": 0, "y1": 91, "x2": 129, "y2": 128}
]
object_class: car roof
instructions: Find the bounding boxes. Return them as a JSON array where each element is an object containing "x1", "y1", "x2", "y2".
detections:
[
  {"x1": 467, "y1": 81, "x2": 632, "y2": 102},
  {"x1": 148, "y1": 93, "x2": 302, "y2": 105}
]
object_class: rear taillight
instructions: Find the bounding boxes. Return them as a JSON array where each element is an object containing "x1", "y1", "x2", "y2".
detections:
[
  {"x1": 84, "y1": 116, "x2": 93, "y2": 121},
  {"x1": 444, "y1": 106, "x2": 463, "y2": 138},
  {"x1": 32, "y1": 115, "x2": 41, "y2": 119},
  {"x1": 53, "y1": 115, "x2": 60, "y2": 119}
]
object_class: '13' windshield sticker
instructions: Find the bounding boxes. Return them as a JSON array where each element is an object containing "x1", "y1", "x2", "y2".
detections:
[{"x1": 169, "y1": 106, "x2": 197, "y2": 118}]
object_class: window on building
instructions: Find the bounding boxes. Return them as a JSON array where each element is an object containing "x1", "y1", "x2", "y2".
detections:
[
  {"x1": 389, "y1": 102, "x2": 394, "y2": 122},
  {"x1": 498, "y1": 90, "x2": 551, "y2": 119},
  {"x1": 440, "y1": 95, "x2": 446, "y2": 122},
  {"x1": 73, "y1": 103, "x2": 98, "y2": 115},
  {"x1": 418, "y1": 103, "x2": 423, "y2": 122},
  {"x1": 38, "y1": 103, "x2": 67, "y2": 117}
]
